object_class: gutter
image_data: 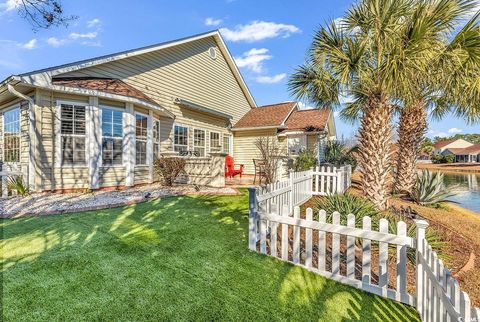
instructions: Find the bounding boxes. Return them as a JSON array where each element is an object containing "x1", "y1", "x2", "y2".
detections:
[
  {"x1": 6, "y1": 84, "x2": 36, "y2": 191},
  {"x1": 230, "y1": 125, "x2": 285, "y2": 132}
]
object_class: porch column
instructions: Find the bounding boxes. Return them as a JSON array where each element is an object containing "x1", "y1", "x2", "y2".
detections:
[
  {"x1": 87, "y1": 96, "x2": 101, "y2": 189},
  {"x1": 124, "y1": 103, "x2": 135, "y2": 187},
  {"x1": 147, "y1": 110, "x2": 154, "y2": 183}
]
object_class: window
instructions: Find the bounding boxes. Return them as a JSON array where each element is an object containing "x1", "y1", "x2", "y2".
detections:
[
  {"x1": 135, "y1": 113, "x2": 148, "y2": 165},
  {"x1": 153, "y1": 119, "x2": 160, "y2": 159},
  {"x1": 60, "y1": 104, "x2": 86, "y2": 165},
  {"x1": 102, "y1": 108, "x2": 123, "y2": 166},
  {"x1": 210, "y1": 131, "x2": 221, "y2": 153},
  {"x1": 287, "y1": 135, "x2": 306, "y2": 156},
  {"x1": 3, "y1": 107, "x2": 21, "y2": 162},
  {"x1": 223, "y1": 134, "x2": 232, "y2": 155},
  {"x1": 193, "y1": 129, "x2": 206, "y2": 157},
  {"x1": 174, "y1": 124, "x2": 188, "y2": 153}
]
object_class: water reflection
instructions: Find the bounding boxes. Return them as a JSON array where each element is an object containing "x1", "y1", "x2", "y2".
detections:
[{"x1": 433, "y1": 171, "x2": 480, "y2": 213}]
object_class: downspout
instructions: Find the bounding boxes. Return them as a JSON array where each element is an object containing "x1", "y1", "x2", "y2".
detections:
[{"x1": 7, "y1": 84, "x2": 36, "y2": 191}]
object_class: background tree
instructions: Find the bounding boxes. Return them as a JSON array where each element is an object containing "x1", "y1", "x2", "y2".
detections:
[{"x1": 12, "y1": 0, "x2": 77, "y2": 30}]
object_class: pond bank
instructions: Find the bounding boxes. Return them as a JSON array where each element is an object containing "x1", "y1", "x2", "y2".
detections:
[{"x1": 417, "y1": 162, "x2": 480, "y2": 174}]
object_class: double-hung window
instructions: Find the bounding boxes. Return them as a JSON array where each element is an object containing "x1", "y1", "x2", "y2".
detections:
[
  {"x1": 135, "y1": 113, "x2": 148, "y2": 165},
  {"x1": 60, "y1": 103, "x2": 86, "y2": 166},
  {"x1": 153, "y1": 119, "x2": 160, "y2": 159},
  {"x1": 3, "y1": 107, "x2": 21, "y2": 163},
  {"x1": 174, "y1": 124, "x2": 188, "y2": 153},
  {"x1": 102, "y1": 108, "x2": 123, "y2": 166},
  {"x1": 223, "y1": 134, "x2": 232, "y2": 155},
  {"x1": 193, "y1": 129, "x2": 206, "y2": 157},
  {"x1": 209, "y1": 131, "x2": 221, "y2": 153}
]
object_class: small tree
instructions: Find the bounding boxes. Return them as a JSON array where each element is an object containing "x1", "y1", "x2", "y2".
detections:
[
  {"x1": 11, "y1": 0, "x2": 77, "y2": 30},
  {"x1": 293, "y1": 149, "x2": 317, "y2": 171},
  {"x1": 255, "y1": 137, "x2": 285, "y2": 184},
  {"x1": 153, "y1": 157, "x2": 186, "y2": 186}
]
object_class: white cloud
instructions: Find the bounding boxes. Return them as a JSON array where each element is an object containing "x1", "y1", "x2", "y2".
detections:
[
  {"x1": 220, "y1": 20, "x2": 300, "y2": 42},
  {"x1": 69, "y1": 32, "x2": 97, "y2": 40},
  {"x1": 47, "y1": 37, "x2": 66, "y2": 47},
  {"x1": 334, "y1": 111, "x2": 341, "y2": 117},
  {"x1": 428, "y1": 129, "x2": 448, "y2": 138},
  {"x1": 87, "y1": 18, "x2": 101, "y2": 28},
  {"x1": 234, "y1": 48, "x2": 272, "y2": 73},
  {"x1": 19, "y1": 38, "x2": 37, "y2": 49},
  {"x1": 205, "y1": 17, "x2": 222, "y2": 26},
  {"x1": 448, "y1": 127, "x2": 463, "y2": 134},
  {"x1": 255, "y1": 73, "x2": 286, "y2": 84},
  {"x1": 0, "y1": 0, "x2": 21, "y2": 12}
]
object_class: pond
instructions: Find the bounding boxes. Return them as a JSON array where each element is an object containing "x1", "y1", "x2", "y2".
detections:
[{"x1": 433, "y1": 171, "x2": 480, "y2": 213}]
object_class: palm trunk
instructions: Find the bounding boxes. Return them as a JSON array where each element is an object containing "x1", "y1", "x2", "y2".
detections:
[
  {"x1": 357, "y1": 97, "x2": 393, "y2": 210},
  {"x1": 394, "y1": 101, "x2": 427, "y2": 194}
]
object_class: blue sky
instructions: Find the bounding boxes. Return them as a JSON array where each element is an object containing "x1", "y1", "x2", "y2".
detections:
[{"x1": 0, "y1": 0, "x2": 478, "y2": 138}]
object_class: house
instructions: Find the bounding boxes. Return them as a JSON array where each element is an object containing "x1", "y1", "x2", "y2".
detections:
[
  {"x1": 0, "y1": 31, "x2": 256, "y2": 191},
  {"x1": 433, "y1": 138, "x2": 473, "y2": 155},
  {"x1": 442, "y1": 144, "x2": 480, "y2": 163},
  {"x1": 231, "y1": 102, "x2": 336, "y2": 174}
]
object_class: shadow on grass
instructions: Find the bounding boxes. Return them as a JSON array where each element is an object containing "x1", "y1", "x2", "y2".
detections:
[{"x1": 1, "y1": 189, "x2": 419, "y2": 321}]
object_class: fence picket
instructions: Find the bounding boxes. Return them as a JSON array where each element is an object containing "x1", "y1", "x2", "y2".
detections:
[
  {"x1": 378, "y1": 219, "x2": 389, "y2": 296},
  {"x1": 270, "y1": 205, "x2": 278, "y2": 257},
  {"x1": 260, "y1": 215, "x2": 267, "y2": 254},
  {"x1": 332, "y1": 211, "x2": 341, "y2": 275},
  {"x1": 362, "y1": 216, "x2": 372, "y2": 284},
  {"x1": 461, "y1": 291, "x2": 471, "y2": 322},
  {"x1": 293, "y1": 206, "x2": 300, "y2": 264},
  {"x1": 305, "y1": 208, "x2": 313, "y2": 268},
  {"x1": 315, "y1": 166, "x2": 319, "y2": 194},
  {"x1": 281, "y1": 205, "x2": 289, "y2": 261},
  {"x1": 396, "y1": 221, "x2": 407, "y2": 303},
  {"x1": 318, "y1": 210, "x2": 326, "y2": 272},
  {"x1": 347, "y1": 214, "x2": 355, "y2": 279}
]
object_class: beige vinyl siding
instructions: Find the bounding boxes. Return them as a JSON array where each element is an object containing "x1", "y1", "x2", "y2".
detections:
[
  {"x1": 99, "y1": 167, "x2": 126, "y2": 187},
  {"x1": 233, "y1": 129, "x2": 286, "y2": 175},
  {"x1": 306, "y1": 134, "x2": 318, "y2": 153},
  {"x1": 134, "y1": 167, "x2": 150, "y2": 184},
  {"x1": 58, "y1": 37, "x2": 252, "y2": 128}
]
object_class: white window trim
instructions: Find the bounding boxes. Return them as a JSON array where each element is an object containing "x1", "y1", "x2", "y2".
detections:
[
  {"x1": 135, "y1": 111, "x2": 149, "y2": 166},
  {"x1": 55, "y1": 100, "x2": 89, "y2": 168},
  {"x1": 287, "y1": 134, "x2": 307, "y2": 156},
  {"x1": 153, "y1": 117, "x2": 161, "y2": 159},
  {"x1": 2, "y1": 104, "x2": 21, "y2": 165},
  {"x1": 209, "y1": 131, "x2": 222, "y2": 154},
  {"x1": 100, "y1": 105, "x2": 125, "y2": 168},
  {"x1": 172, "y1": 123, "x2": 189, "y2": 154},
  {"x1": 192, "y1": 127, "x2": 206, "y2": 157},
  {"x1": 223, "y1": 133, "x2": 233, "y2": 155}
]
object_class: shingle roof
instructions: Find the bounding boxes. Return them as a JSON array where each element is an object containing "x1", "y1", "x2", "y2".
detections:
[
  {"x1": 52, "y1": 77, "x2": 157, "y2": 105},
  {"x1": 284, "y1": 108, "x2": 330, "y2": 131},
  {"x1": 447, "y1": 144, "x2": 480, "y2": 155},
  {"x1": 232, "y1": 102, "x2": 296, "y2": 129},
  {"x1": 433, "y1": 139, "x2": 459, "y2": 149}
]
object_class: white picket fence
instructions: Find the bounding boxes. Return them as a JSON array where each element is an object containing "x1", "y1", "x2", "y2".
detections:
[{"x1": 248, "y1": 170, "x2": 479, "y2": 322}]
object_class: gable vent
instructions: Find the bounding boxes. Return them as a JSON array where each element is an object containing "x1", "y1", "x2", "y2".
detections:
[{"x1": 208, "y1": 47, "x2": 217, "y2": 60}]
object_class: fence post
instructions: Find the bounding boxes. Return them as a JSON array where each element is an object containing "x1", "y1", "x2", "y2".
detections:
[
  {"x1": 415, "y1": 219, "x2": 429, "y2": 318},
  {"x1": 248, "y1": 187, "x2": 258, "y2": 251},
  {"x1": 336, "y1": 167, "x2": 343, "y2": 193}
]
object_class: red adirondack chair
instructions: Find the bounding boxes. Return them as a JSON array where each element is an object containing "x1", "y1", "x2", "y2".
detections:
[{"x1": 225, "y1": 155, "x2": 244, "y2": 178}]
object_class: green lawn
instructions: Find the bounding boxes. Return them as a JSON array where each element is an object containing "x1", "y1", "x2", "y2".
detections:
[{"x1": 1, "y1": 190, "x2": 419, "y2": 321}]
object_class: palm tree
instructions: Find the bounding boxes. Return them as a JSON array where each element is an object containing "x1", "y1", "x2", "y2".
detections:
[
  {"x1": 394, "y1": 8, "x2": 480, "y2": 194},
  {"x1": 289, "y1": 0, "x2": 435, "y2": 209}
]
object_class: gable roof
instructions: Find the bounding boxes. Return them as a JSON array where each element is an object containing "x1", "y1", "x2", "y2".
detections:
[
  {"x1": 284, "y1": 108, "x2": 330, "y2": 131},
  {"x1": 446, "y1": 144, "x2": 480, "y2": 155},
  {"x1": 52, "y1": 77, "x2": 157, "y2": 105},
  {"x1": 232, "y1": 102, "x2": 297, "y2": 130},
  {"x1": 433, "y1": 139, "x2": 466, "y2": 149},
  {"x1": 2, "y1": 30, "x2": 256, "y2": 108}
]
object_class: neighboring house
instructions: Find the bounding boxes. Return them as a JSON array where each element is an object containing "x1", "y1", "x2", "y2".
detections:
[
  {"x1": 231, "y1": 102, "x2": 336, "y2": 174},
  {"x1": 433, "y1": 139, "x2": 473, "y2": 155},
  {"x1": 442, "y1": 144, "x2": 480, "y2": 163},
  {"x1": 0, "y1": 31, "x2": 256, "y2": 191}
]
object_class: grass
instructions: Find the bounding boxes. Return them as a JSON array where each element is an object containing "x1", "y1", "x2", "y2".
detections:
[{"x1": 1, "y1": 190, "x2": 419, "y2": 321}]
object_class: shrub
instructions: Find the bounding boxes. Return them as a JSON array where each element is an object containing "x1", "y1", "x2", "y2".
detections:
[
  {"x1": 324, "y1": 140, "x2": 358, "y2": 170},
  {"x1": 293, "y1": 149, "x2": 317, "y2": 171},
  {"x1": 410, "y1": 170, "x2": 454, "y2": 206},
  {"x1": 314, "y1": 193, "x2": 381, "y2": 227},
  {"x1": 6, "y1": 176, "x2": 31, "y2": 196},
  {"x1": 444, "y1": 155, "x2": 455, "y2": 163},
  {"x1": 255, "y1": 137, "x2": 286, "y2": 184},
  {"x1": 431, "y1": 154, "x2": 445, "y2": 164},
  {"x1": 153, "y1": 157, "x2": 186, "y2": 186}
]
